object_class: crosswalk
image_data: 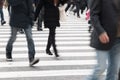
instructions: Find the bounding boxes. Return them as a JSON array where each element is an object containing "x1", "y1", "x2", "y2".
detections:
[{"x1": 0, "y1": 9, "x2": 98, "y2": 80}]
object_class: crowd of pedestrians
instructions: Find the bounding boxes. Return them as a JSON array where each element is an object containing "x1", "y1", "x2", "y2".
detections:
[{"x1": 0, "y1": 0, "x2": 120, "y2": 80}]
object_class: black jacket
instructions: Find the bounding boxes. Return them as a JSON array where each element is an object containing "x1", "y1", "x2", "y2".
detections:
[
  {"x1": 8, "y1": 0, "x2": 34, "y2": 28},
  {"x1": 90, "y1": 0, "x2": 120, "y2": 50},
  {"x1": 34, "y1": 0, "x2": 67, "y2": 28}
]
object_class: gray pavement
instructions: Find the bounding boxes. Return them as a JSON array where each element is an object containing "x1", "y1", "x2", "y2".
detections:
[{"x1": 0, "y1": 9, "x2": 103, "y2": 80}]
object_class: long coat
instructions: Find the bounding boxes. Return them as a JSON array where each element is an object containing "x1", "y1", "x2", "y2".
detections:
[
  {"x1": 90, "y1": 0, "x2": 120, "y2": 50},
  {"x1": 34, "y1": 0, "x2": 67, "y2": 28},
  {"x1": 8, "y1": 0, "x2": 34, "y2": 29}
]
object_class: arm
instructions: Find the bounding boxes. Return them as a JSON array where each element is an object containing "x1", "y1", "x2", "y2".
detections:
[
  {"x1": 90, "y1": 0, "x2": 105, "y2": 35},
  {"x1": 90, "y1": 0, "x2": 109, "y2": 44}
]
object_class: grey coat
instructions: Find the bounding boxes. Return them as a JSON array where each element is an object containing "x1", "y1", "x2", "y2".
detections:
[{"x1": 90, "y1": 0, "x2": 120, "y2": 50}]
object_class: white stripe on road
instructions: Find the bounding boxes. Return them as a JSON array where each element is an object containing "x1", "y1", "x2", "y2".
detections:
[
  {"x1": 0, "y1": 52, "x2": 96, "y2": 58},
  {"x1": 0, "y1": 69, "x2": 95, "y2": 78},
  {"x1": 0, "y1": 46, "x2": 93, "y2": 51},
  {"x1": 0, "y1": 60, "x2": 97, "y2": 67}
]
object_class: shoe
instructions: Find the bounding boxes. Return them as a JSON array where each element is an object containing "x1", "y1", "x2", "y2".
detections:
[
  {"x1": 1, "y1": 21, "x2": 6, "y2": 25},
  {"x1": 6, "y1": 52, "x2": 12, "y2": 61},
  {"x1": 6, "y1": 58, "x2": 13, "y2": 61},
  {"x1": 37, "y1": 28, "x2": 43, "y2": 31},
  {"x1": 54, "y1": 49, "x2": 59, "y2": 57},
  {"x1": 77, "y1": 16, "x2": 80, "y2": 18},
  {"x1": 46, "y1": 49, "x2": 53, "y2": 55},
  {"x1": 55, "y1": 54, "x2": 59, "y2": 57},
  {"x1": 19, "y1": 29, "x2": 24, "y2": 34},
  {"x1": 29, "y1": 58, "x2": 39, "y2": 67}
]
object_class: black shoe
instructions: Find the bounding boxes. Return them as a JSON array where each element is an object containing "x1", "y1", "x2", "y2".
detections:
[
  {"x1": 37, "y1": 28, "x2": 43, "y2": 31},
  {"x1": 6, "y1": 52, "x2": 12, "y2": 61},
  {"x1": 1, "y1": 21, "x2": 6, "y2": 25},
  {"x1": 29, "y1": 58, "x2": 39, "y2": 67},
  {"x1": 19, "y1": 29, "x2": 24, "y2": 34},
  {"x1": 77, "y1": 16, "x2": 80, "y2": 18},
  {"x1": 54, "y1": 52, "x2": 59, "y2": 57},
  {"x1": 46, "y1": 49, "x2": 53, "y2": 55},
  {"x1": 55, "y1": 54, "x2": 59, "y2": 57},
  {"x1": 54, "y1": 49, "x2": 59, "y2": 57}
]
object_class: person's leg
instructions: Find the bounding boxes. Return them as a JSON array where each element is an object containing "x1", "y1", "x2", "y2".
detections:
[
  {"x1": 49, "y1": 27, "x2": 59, "y2": 57},
  {"x1": 70, "y1": 4, "x2": 75, "y2": 11},
  {"x1": 65, "y1": 2, "x2": 71, "y2": 12},
  {"x1": 24, "y1": 25, "x2": 35, "y2": 62},
  {"x1": 24, "y1": 25, "x2": 39, "y2": 66},
  {"x1": 86, "y1": 50, "x2": 108, "y2": 80},
  {"x1": 37, "y1": 12, "x2": 43, "y2": 31},
  {"x1": 75, "y1": 2, "x2": 80, "y2": 18},
  {"x1": 46, "y1": 28, "x2": 53, "y2": 55},
  {"x1": 6, "y1": 27, "x2": 18, "y2": 61},
  {"x1": 105, "y1": 38, "x2": 120, "y2": 80}
]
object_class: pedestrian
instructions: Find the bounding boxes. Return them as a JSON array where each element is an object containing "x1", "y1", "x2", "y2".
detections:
[
  {"x1": 85, "y1": 0, "x2": 120, "y2": 80},
  {"x1": 6, "y1": 0, "x2": 39, "y2": 67},
  {"x1": 0, "y1": 0, "x2": 6, "y2": 25},
  {"x1": 34, "y1": 0, "x2": 68, "y2": 57},
  {"x1": 33, "y1": 0, "x2": 44, "y2": 31}
]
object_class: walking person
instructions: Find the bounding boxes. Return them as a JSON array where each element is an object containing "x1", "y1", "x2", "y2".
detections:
[
  {"x1": 34, "y1": 0, "x2": 68, "y2": 57},
  {"x1": 6, "y1": 0, "x2": 39, "y2": 67},
  {"x1": 73, "y1": 0, "x2": 81, "y2": 18},
  {"x1": 0, "y1": 0, "x2": 6, "y2": 25},
  {"x1": 33, "y1": 0, "x2": 43, "y2": 31},
  {"x1": 85, "y1": 0, "x2": 120, "y2": 80}
]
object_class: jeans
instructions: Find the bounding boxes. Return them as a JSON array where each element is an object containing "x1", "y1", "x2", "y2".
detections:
[
  {"x1": 87, "y1": 38, "x2": 120, "y2": 80},
  {"x1": 0, "y1": 8, "x2": 4, "y2": 21},
  {"x1": 6, "y1": 25, "x2": 35, "y2": 62}
]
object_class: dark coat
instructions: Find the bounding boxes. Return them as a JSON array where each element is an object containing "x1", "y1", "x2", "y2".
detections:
[
  {"x1": 34, "y1": 0, "x2": 67, "y2": 28},
  {"x1": 90, "y1": 0, "x2": 120, "y2": 50},
  {"x1": 8, "y1": 0, "x2": 34, "y2": 29}
]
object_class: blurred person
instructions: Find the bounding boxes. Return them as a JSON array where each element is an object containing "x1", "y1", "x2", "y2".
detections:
[
  {"x1": 4, "y1": 0, "x2": 11, "y2": 16},
  {"x1": 0, "y1": 0, "x2": 6, "y2": 25},
  {"x1": 33, "y1": 0, "x2": 43, "y2": 31},
  {"x1": 6, "y1": 0, "x2": 39, "y2": 67},
  {"x1": 34, "y1": 0, "x2": 68, "y2": 57},
  {"x1": 85, "y1": 0, "x2": 120, "y2": 80}
]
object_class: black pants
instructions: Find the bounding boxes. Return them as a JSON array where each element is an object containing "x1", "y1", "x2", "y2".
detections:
[
  {"x1": 46, "y1": 27, "x2": 57, "y2": 53},
  {"x1": 65, "y1": 2, "x2": 72, "y2": 12},
  {"x1": 37, "y1": 11, "x2": 44, "y2": 30}
]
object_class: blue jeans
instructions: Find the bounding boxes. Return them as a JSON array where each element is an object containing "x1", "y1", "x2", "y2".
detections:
[
  {"x1": 87, "y1": 38, "x2": 120, "y2": 80},
  {"x1": 6, "y1": 25, "x2": 35, "y2": 62},
  {"x1": 0, "y1": 8, "x2": 4, "y2": 21}
]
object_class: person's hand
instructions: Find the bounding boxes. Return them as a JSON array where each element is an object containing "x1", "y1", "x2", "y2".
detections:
[{"x1": 99, "y1": 32, "x2": 109, "y2": 44}]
